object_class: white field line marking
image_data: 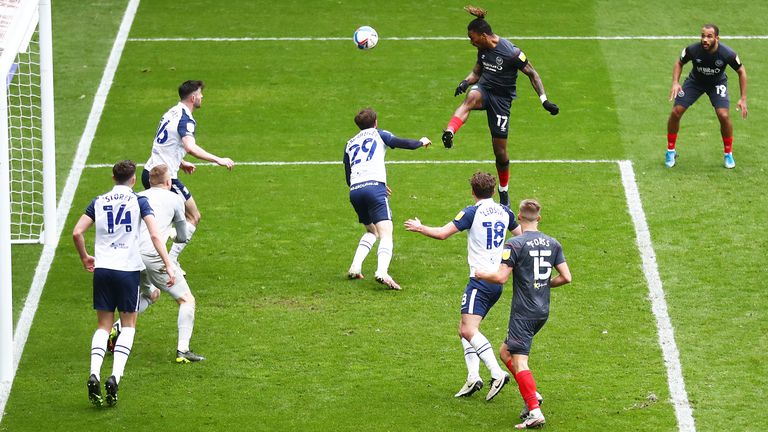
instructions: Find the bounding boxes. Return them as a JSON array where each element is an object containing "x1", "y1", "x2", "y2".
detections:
[
  {"x1": 0, "y1": 0, "x2": 141, "y2": 423},
  {"x1": 83, "y1": 159, "x2": 619, "y2": 168},
  {"x1": 619, "y1": 160, "x2": 695, "y2": 432},
  {"x1": 128, "y1": 35, "x2": 768, "y2": 42}
]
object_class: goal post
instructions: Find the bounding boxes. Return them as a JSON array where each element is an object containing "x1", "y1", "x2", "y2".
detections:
[{"x1": 0, "y1": 0, "x2": 56, "y2": 384}]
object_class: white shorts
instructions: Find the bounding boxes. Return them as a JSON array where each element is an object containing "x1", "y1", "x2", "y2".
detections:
[{"x1": 140, "y1": 253, "x2": 191, "y2": 300}]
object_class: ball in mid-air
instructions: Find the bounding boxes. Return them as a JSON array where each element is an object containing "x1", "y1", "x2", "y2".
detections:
[{"x1": 354, "y1": 26, "x2": 378, "y2": 50}]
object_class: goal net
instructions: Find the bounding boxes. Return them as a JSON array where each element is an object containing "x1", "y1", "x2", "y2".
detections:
[{"x1": 1, "y1": 0, "x2": 55, "y2": 384}]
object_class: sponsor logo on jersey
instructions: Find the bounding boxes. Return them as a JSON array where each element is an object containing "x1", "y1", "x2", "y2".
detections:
[
  {"x1": 715, "y1": 59, "x2": 724, "y2": 67},
  {"x1": 496, "y1": 56, "x2": 503, "y2": 66},
  {"x1": 696, "y1": 66, "x2": 721, "y2": 75}
]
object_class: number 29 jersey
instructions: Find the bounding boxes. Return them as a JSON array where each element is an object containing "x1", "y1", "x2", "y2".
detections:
[
  {"x1": 344, "y1": 128, "x2": 398, "y2": 186},
  {"x1": 144, "y1": 102, "x2": 196, "y2": 179},
  {"x1": 453, "y1": 198, "x2": 518, "y2": 276},
  {"x1": 85, "y1": 184, "x2": 154, "y2": 271}
]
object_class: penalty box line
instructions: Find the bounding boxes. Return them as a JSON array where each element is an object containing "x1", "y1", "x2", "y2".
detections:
[{"x1": 83, "y1": 158, "x2": 696, "y2": 431}]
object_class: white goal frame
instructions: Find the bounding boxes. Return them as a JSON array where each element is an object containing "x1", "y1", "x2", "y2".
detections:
[{"x1": 0, "y1": 0, "x2": 55, "y2": 383}]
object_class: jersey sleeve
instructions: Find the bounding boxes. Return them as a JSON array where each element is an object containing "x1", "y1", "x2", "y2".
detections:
[
  {"x1": 378, "y1": 129, "x2": 395, "y2": 147},
  {"x1": 504, "y1": 206, "x2": 519, "y2": 232},
  {"x1": 84, "y1": 199, "x2": 96, "y2": 220},
  {"x1": 137, "y1": 195, "x2": 154, "y2": 218},
  {"x1": 552, "y1": 239, "x2": 566, "y2": 266},
  {"x1": 729, "y1": 52, "x2": 743, "y2": 71},
  {"x1": 378, "y1": 129, "x2": 422, "y2": 149},
  {"x1": 343, "y1": 149, "x2": 352, "y2": 186},
  {"x1": 679, "y1": 45, "x2": 693, "y2": 64},
  {"x1": 501, "y1": 240, "x2": 520, "y2": 267},
  {"x1": 177, "y1": 111, "x2": 196, "y2": 138},
  {"x1": 451, "y1": 205, "x2": 477, "y2": 231},
  {"x1": 510, "y1": 47, "x2": 529, "y2": 70}
]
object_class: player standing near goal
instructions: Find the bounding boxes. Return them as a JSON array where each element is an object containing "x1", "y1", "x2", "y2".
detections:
[
  {"x1": 143, "y1": 80, "x2": 235, "y2": 269},
  {"x1": 72, "y1": 160, "x2": 175, "y2": 406},
  {"x1": 345, "y1": 108, "x2": 431, "y2": 290},
  {"x1": 666, "y1": 24, "x2": 747, "y2": 169},
  {"x1": 475, "y1": 199, "x2": 571, "y2": 429},
  {"x1": 404, "y1": 172, "x2": 521, "y2": 401},
  {"x1": 109, "y1": 165, "x2": 205, "y2": 363},
  {"x1": 442, "y1": 6, "x2": 559, "y2": 206}
]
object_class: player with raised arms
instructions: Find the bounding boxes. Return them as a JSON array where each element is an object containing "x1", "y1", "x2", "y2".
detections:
[
  {"x1": 405, "y1": 172, "x2": 521, "y2": 401},
  {"x1": 665, "y1": 24, "x2": 747, "y2": 168},
  {"x1": 442, "y1": 5, "x2": 559, "y2": 206},
  {"x1": 475, "y1": 199, "x2": 571, "y2": 429},
  {"x1": 344, "y1": 108, "x2": 431, "y2": 290}
]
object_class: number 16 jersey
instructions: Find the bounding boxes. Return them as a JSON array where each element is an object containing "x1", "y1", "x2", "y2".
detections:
[{"x1": 144, "y1": 102, "x2": 197, "y2": 179}]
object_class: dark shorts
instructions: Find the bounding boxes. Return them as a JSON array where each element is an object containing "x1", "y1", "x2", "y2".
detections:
[
  {"x1": 142, "y1": 168, "x2": 193, "y2": 201},
  {"x1": 460, "y1": 278, "x2": 503, "y2": 317},
  {"x1": 93, "y1": 268, "x2": 140, "y2": 312},
  {"x1": 674, "y1": 78, "x2": 730, "y2": 109},
  {"x1": 471, "y1": 85, "x2": 513, "y2": 139},
  {"x1": 349, "y1": 182, "x2": 391, "y2": 225},
  {"x1": 505, "y1": 318, "x2": 547, "y2": 355}
]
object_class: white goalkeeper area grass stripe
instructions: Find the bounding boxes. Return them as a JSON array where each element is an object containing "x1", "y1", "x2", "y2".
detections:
[
  {"x1": 0, "y1": 0, "x2": 141, "y2": 422},
  {"x1": 619, "y1": 160, "x2": 695, "y2": 432},
  {"x1": 127, "y1": 35, "x2": 768, "y2": 42}
]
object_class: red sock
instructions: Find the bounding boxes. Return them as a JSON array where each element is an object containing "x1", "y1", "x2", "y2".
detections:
[
  {"x1": 667, "y1": 133, "x2": 677, "y2": 151},
  {"x1": 497, "y1": 164, "x2": 509, "y2": 188},
  {"x1": 723, "y1": 136, "x2": 733, "y2": 154},
  {"x1": 446, "y1": 116, "x2": 464, "y2": 134},
  {"x1": 505, "y1": 358, "x2": 514, "y2": 373},
  {"x1": 514, "y1": 370, "x2": 540, "y2": 411}
]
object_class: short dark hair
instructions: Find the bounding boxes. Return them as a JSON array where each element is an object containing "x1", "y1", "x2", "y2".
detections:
[
  {"x1": 467, "y1": 18, "x2": 493, "y2": 35},
  {"x1": 112, "y1": 160, "x2": 136, "y2": 184},
  {"x1": 354, "y1": 108, "x2": 377, "y2": 129},
  {"x1": 470, "y1": 171, "x2": 496, "y2": 199},
  {"x1": 703, "y1": 23, "x2": 719, "y2": 36},
  {"x1": 148, "y1": 164, "x2": 169, "y2": 187},
  {"x1": 179, "y1": 80, "x2": 204, "y2": 100}
]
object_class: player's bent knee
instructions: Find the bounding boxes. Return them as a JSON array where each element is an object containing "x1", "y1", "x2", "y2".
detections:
[{"x1": 176, "y1": 292, "x2": 195, "y2": 306}]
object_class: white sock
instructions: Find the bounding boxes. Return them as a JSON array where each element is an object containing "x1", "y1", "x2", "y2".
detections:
[
  {"x1": 177, "y1": 303, "x2": 195, "y2": 352},
  {"x1": 111, "y1": 327, "x2": 135, "y2": 384},
  {"x1": 350, "y1": 232, "x2": 377, "y2": 271},
  {"x1": 469, "y1": 332, "x2": 505, "y2": 380},
  {"x1": 498, "y1": 185, "x2": 509, "y2": 192},
  {"x1": 137, "y1": 292, "x2": 155, "y2": 313},
  {"x1": 170, "y1": 223, "x2": 196, "y2": 261},
  {"x1": 375, "y1": 236, "x2": 393, "y2": 276},
  {"x1": 90, "y1": 329, "x2": 109, "y2": 379},
  {"x1": 461, "y1": 338, "x2": 481, "y2": 382}
]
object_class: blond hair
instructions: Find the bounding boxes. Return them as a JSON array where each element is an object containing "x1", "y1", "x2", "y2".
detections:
[
  {"x1": 518, "y1": 199, "x2": 541, "y2": 222},
  {"x1": 148, "y1": 164, "x2": 170, "y2": 187}
]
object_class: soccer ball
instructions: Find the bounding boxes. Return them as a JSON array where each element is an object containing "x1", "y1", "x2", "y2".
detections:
[{"x1": 354, "y1": 26, "x2": 378, "y2": 50}]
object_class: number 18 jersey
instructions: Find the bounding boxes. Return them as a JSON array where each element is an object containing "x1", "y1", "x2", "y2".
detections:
[
  {"x1": 453, "y1": 198, "x2": 518, "y2": 276},
  {"x1": 85, "y1": 185, "x2": 154, "y2": 271}
]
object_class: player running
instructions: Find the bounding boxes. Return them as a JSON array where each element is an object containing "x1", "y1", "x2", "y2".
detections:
[
  {"x1": 666, "y1": 24, "x2": 747, "y2": 168},
  {"x1": 475, "y1": 199, "x2": 571, "y2": 429},
  {"x1": 73, "y1": 160, "x2": 175, "y2": 407},
  {"x1": 405, "y1": 172, "x2": 521, "y2": 401},
  {"x1": 143, "y1": 80, "x2": 235, "y2": 270},
  {"x1": 344, "y1": 108, "x2": 431, "y2": 290},
  {"x1": 442, "y1": 6, "x2": 559, "y2": 206}
]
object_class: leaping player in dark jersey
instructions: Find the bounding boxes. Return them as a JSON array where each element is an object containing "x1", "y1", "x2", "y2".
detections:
[
  {"x1": 442, "y1": 6, "x2": 559, "y2": 206},
  {"x1": 666, "y1": 24, "x2": 748, "y2": 169},
  {"x1": 475, "y1": 199, "x2": 571, "y2": 429}
]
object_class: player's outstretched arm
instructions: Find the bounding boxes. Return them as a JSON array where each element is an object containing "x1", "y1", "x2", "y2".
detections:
[
  {"x1": 182, "y1": 136, "x2": 234, "y2": 170},
  {"x1": 521, "y1": 63, "x2": 559, "y2": 115},
  {"x1": 550, "y1": 261, "x2": 572, "y2": 287},
  {"x1": 72, "y1": 215, "x2": 95, "y2": 272},
  {"x1": 143, "y1": 214, "x2": 176, "y2": 287},
  {"x1": 455, "y1": 63, "x2": 482, "y2": 96},
  {"x1": 404, "y1": 217, "x2": 459, "y2": 240},
  {"x1": 474, "y1": 264, "x2": 512, "y2": 284}
]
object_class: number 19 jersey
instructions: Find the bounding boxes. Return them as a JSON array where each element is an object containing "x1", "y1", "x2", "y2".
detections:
[
  {"x1": 85, "y1": 185, "x2": 154, "y2": 271},
  {"x1": 144, "y1": 102, "x2": 196, "y2": 179},
  {"x1": 453, "y1": 198, "x2": 518, "y2": 276}
]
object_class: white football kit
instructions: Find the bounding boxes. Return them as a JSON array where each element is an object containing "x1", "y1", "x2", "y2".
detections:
[
  {"x1": 344, "y1": 128, "x2": 392, "y2": 186},
  {"x1": 453, "y1": 198, "x2": 516, "y2": 276},
  {"x1": 85, "y1": 185, "x2": 152, "y2": 271},
  {"x1": 144, "y1": 102, "x2": 196, "y2": 179}
]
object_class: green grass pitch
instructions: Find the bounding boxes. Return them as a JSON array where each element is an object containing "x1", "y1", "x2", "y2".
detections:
[{"x1": 2, "y1": 1, "x2": 768, "y2": 431}]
